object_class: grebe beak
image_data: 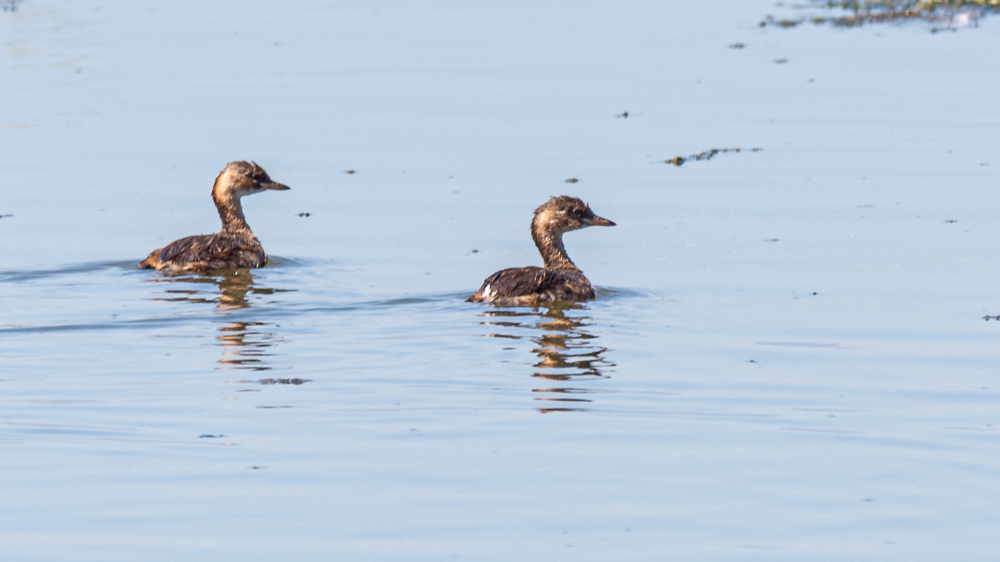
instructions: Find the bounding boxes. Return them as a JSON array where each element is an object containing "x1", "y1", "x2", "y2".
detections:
[
  {"x1": 262, "y1": 182, "x2": 291, "y2": 191},
  {"x1": 587, "y1": 215, "x2": 615, "y2": 227}
]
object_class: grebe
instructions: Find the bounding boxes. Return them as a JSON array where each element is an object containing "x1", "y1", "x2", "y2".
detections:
[
  {"x1": 469, "y1": 196, "x2": 615, "y2": 306},
  {"x1": 139, "y1": 161, "x2": 290, "y2": 273}
]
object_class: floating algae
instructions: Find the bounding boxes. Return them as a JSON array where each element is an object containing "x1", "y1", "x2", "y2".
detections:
[
  {"x1": 227, "y1": 378, "x2": 311, "y2": 385},
  {"x1": 666, "y1": 147, "x2": 762, "y2": 167},
  {"x1": 760, "y1": 0, "x2": 1000, "y2": 31}
]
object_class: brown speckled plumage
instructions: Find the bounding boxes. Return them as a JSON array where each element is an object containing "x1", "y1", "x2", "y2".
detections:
[
  {"x1": 139, "y1": 161, "x2": 289, "y2": 274},
  {"x1": 469, "y1": 196, "x2": 615, "y2": 306}
]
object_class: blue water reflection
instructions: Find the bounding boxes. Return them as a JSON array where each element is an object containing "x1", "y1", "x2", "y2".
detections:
[{"x1": 479, "y1": 303, "x2": 614, "y2": 412}]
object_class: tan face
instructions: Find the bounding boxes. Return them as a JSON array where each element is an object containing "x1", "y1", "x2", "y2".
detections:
[
  {"x1": 536, "y1": 196, "x2": 616, "y2": 233},
  {"x1": 217, "y1": 161, "x2": 291, "y2": 198}
]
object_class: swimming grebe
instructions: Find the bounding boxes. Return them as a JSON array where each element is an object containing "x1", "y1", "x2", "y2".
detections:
[
  {"x1": 139, "y1": 161, "x2": 290, "y2": 273},
  {"x1": 468, "y1": 196, "x2": 615, "y2": 306}
]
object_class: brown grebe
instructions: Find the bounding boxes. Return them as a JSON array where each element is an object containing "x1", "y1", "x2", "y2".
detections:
[
  {"x1": 139, "y1": 161, "x2": 290, "y2": 273},
  {"x1": 468, "y1": 196, "x2": 615, "y2": 306}
]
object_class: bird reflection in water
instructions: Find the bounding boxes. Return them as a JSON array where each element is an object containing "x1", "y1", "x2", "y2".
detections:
[
  {"x1": 147, "y1": 269, "x2": 292, "y2": 375},
  {"x1": 479, "y1": 302, "x2": 614, "y2": 413}
]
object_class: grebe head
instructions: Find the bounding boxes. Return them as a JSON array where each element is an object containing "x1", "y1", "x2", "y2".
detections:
[
  {"x1": 213, "y1": 161, "x2": 290, "y2": 200},
  {"x1": 533, "y1": 196, "x2": 615, "y2": 234}
]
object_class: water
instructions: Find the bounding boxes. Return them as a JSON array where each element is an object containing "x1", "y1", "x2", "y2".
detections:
[{"x1": 3, "y1": 1, "x2": 1000, "y2": 560}]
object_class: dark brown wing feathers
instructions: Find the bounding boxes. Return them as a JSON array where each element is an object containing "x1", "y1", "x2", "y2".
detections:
[
  {"x1": 139, "y1": 233, "x2": 266, "y2": 273},
  {"x1": 468, "y1": 266, "x2": 595, "y2": 304}
]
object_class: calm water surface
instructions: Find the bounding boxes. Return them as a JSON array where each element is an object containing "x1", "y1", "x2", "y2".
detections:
[{"x1": 2, "y1": 1, "x2": 1000, "y2": 560}]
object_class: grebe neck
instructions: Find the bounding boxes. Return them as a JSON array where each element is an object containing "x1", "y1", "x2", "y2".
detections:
[
  {"x1": 531, "y1": 222, "x2": 577, "y2": 271},
  {"x1": 213, "y1": 190, "x2": 254, "y2": 238}
]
